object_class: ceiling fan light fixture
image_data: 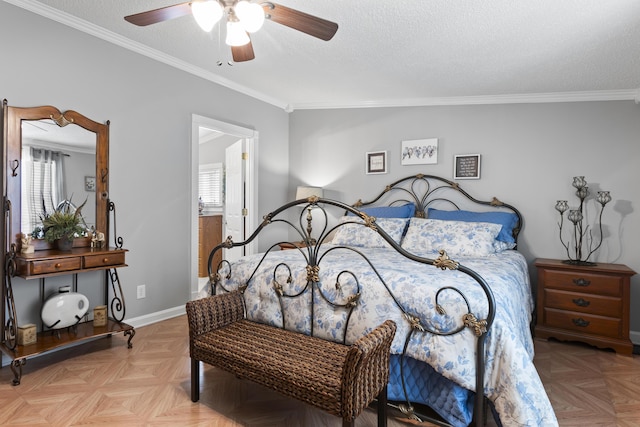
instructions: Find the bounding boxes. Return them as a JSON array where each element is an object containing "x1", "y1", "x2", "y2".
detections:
[
  {"x1": 226, "y1": 20, "x2": 250, "y2": 46},
  {"x1": 124, "y1": 1, "x2": 339, "y2": 62},
  {"x1": 191, "y1": 0, "x2": 223, "y2": 32},
  {"x1": 234, "y1": 1, "x2": 265, "y2": 33}
]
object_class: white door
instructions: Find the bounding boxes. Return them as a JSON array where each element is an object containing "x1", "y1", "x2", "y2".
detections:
[
  {"x1": 190, "y1": 114, "x2": 258, "y2": 301},
  {"x1": 224, "y1": 139, "x2": 245, "y2": 262}
]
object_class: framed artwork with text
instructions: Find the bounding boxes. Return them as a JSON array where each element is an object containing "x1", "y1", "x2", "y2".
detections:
[
  {"x1": 365, "y1": 151, "x2": 388, "y2": 174},
  {"x1": 454, "y1": 154, "x2": 481, "y2": 179}
]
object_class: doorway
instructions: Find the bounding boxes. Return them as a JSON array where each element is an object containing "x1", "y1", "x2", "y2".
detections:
[{"x1": 190, "y1": 114, "x2": 258, "y2": 300}]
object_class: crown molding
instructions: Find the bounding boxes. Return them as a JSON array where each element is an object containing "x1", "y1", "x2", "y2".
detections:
[
  {"x1": 7, "y1": 0, "x2": 640, "y2": 113},
  {"x1": 290, "y1": 89, "x2": 640, "y2": 110},
  {"x1": 5, "y1": 0, "x2": 289, "y2": 110}
]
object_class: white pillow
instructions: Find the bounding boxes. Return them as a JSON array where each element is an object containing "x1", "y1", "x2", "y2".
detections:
[
  {"x1": 332, "y1": 216, "x2": 408, "y2": 248},
  {"x1": 400, "y1": 218, "x2": 501, "y2": 257}
]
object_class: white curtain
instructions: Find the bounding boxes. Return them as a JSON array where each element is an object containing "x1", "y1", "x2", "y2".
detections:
[{"x1": 21, "y1": 147, "x2": 66, "y2": 235}]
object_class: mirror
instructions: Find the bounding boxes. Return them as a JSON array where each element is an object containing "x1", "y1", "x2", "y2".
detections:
[
  {"x1": 21, "y1": 119, "x2": 96, "y2": 237},
  {"x1": 3, "y1": 102, "x2": 109, "y2": 250}
]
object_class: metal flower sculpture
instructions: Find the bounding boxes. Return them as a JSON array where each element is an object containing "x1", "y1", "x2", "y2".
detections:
[{"x1": 555, "y1": 176, "x2": 612, "y2": 265}]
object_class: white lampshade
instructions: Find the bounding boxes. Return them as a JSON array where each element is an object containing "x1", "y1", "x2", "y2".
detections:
[
  {"x1": 234, "y1": 1, "x2": 265, "y2": 33},
  {"x1": 296, "y1": 186, "x2": 324, "y2": 200},
  {"x1": 191, "y1": 0, "x2": 223, "y2": 32},
  {"x1": 226, "y1": 20, "x2": 251, "y2": 46}
]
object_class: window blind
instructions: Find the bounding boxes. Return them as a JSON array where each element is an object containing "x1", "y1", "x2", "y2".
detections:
[{"x1": 199, "y1": 163, "x2": 224, "y2": 208}]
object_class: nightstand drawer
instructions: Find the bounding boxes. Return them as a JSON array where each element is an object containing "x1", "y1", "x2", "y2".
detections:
[
  {"x1": 84, "y1": 252, "x2": 126, "y2": 268},
  {"x1": 543, "y1": 308, "x2": 621, "y2": 338},
  {"x1": 544, "y1": 289, "x2": 621, "y2": 317},
  {"x1": 541, "y1": 270, "x2": 622, "y2": 297}
]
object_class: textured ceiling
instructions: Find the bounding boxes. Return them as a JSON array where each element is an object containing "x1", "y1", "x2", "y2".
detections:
[{"x1": 9, "y1": 0, "x2": 640, "y2": 110}]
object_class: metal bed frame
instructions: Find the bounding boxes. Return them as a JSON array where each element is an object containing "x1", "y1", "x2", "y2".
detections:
[{"x1": 206, "y1": 174, "x2": 523, "y2": 426}]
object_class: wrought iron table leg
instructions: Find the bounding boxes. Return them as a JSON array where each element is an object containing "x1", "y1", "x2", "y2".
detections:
[
  {"x1": 10, "y1": 359, "x2": 25, "y2": 386},
  {"x1": 4, "y1": 247, "x2": 18, "y2": 351},
  {"x1": 108, "y1": 268, "x2": 126, "y2": 322},
  {"x1": 124, "y1": 329, "x2": 135, "y2": 348}
]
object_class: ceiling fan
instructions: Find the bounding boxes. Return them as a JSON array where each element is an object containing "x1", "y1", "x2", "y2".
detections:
[{"x1": 124, "y1": 1, "x2": 339, "y2": 63}]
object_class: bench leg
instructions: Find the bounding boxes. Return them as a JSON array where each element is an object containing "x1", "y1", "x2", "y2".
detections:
[
  {"x1": 342, "y1": 385, "x2": 387, "y2": 427},
  {"x1": 377, "y1": 385, "x2": 388, "y2": 427},
  {"x1": 191, "y1": 358, "x2": 200, "y2": 402}
]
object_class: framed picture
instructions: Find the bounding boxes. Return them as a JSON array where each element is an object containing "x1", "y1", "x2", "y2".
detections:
[
  {"x1": 401, "y1": 138, "x2": 438, "y2": 165},
  {"x1": 84, "y1": 176, "x2": 96, "y2": 192},
  {"x1": 365, "y1": 151, "x2": 388, "y2": 174},
  {"x1": 454, "y1": 154, "x2": 481, "y2": 180}
]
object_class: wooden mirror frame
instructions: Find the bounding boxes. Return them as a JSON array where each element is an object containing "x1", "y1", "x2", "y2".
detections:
[{"x1": 3, "y1": 101, "x2": 109, "y2": 251}]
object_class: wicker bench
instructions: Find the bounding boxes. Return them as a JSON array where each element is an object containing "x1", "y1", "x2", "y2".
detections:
[{"x1": 186, "y1": 290, "x2": 397, "y2": 427}]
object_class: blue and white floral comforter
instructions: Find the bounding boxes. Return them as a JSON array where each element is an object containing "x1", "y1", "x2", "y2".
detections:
[{"x1": 219, "y1": 246, "x2": 557, "y2": 426}]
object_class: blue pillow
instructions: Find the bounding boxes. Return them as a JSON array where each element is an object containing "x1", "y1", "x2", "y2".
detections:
[
  {"x1": 427, "y1": 208, "x2": 518, "y2": 243},
  {"x1": 349, "y1": 203, "x2": 416, "y2": 218}
]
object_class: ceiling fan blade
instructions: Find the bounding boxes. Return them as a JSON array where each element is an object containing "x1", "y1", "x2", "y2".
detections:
[
  {"x1": 125, "y1": 2, "x2": 192, "y2": 26},
  {"x1": 263, "y1": 3, "x2": 338, "y2": 41},
  {"x1": 232, "y1": 41, "x2": 256, "y2": 62}
]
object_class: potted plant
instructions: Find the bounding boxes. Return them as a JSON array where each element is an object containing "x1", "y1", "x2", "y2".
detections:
[{"x1": 41, "y1": 199, "x2": 88, "y2": 251}]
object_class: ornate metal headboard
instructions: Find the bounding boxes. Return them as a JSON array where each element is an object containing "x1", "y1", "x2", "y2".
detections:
[{"x1": 352, "y1": 174, "x2": 523, "y2": 244}]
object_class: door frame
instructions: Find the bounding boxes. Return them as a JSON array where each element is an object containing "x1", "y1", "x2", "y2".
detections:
[{"x1": 190, "y1": 114, "x2": 258, "y2": 300}]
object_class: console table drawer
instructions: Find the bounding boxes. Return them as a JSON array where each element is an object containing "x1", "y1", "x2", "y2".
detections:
[
  {"x1": 544, "y1": 289, "x2": 621, "y2": 317},
  {"x1": 542, "y1": 270, "x2": 622, "y2": 296},
  {"x1": 15, "y1": 247, "x2": 129, "y2": 279},
  {"x1": 543, "y1": 308, "x2": 621, "y2": 339},
  {"x1": 84, "y1": 252, "x2": 125, "y2": 268},
  {"x1": 28, "y1": 257, "x2": 82, "y2": 275}
]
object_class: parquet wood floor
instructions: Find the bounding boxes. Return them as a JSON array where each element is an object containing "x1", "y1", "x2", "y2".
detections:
[{"x1": 0, "y1": 315, "x2": 638, "y2": 426}]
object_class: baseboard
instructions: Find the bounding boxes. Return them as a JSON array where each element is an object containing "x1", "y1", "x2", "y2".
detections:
[
  {"x1": 124, "y1": 305, "x2": 186, "y2": 329},
  {"x1": 630, "y1": 330, "x2": 640, "y2": 355}
]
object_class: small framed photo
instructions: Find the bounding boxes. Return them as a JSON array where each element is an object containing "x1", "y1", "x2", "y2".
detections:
[
  {"x1": 365, "y1": 151, "x2": 388, "y2": 174},
  {"x1": 454, "y1": 154, "x2": 481, "y2": 180},
  {"x1": 401, "y1": 138, "x2": 438, "y2": 165},
  {"x1": 84, "y1": 176, "x2": 96, "y2": 192}
]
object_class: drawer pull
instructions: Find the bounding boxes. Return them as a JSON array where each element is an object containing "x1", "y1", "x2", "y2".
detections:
[
  {"x1": 55, "y1": 263, "x2": 62, "y2": 269},
  {"x1": 572, "y1": 298, "x2": 590, "y2": 307},
  {"x1": 573, "y1": 278, "x2": 591, "y2": 287},
  {"x1": 103, "y1": 258, "x2": 109, "y2": 263},
  {"x1": 572, "y1": 318, "x2": 590, "y2": 327}
]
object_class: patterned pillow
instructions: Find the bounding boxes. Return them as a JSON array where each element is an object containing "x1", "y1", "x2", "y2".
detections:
[
  {"x1": 400, "y1": 218, "x2": 502, "y2": 257},
  {"x1": 493, "y1": 240, "x2": 517, "y2": 252},
  {"x1": 427, "y1": 208, "x2": 518, "y2": 243},
  {"x1": 332, "y1": 217, "x2": 409, "y2": 248}
]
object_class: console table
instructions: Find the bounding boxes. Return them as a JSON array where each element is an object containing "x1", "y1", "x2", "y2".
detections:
[
  {"x1": 1, "y1": 102, "x2": 134, "y2": 385},
  {"x1": 1, "y1": 245, "x2": 134, "y2": 385}
]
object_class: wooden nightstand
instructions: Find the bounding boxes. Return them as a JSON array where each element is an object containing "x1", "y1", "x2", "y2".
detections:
[
  {"x1": 535, "y1": 258, "x2": 636, "y2": 356},
  {"x1": 278, "y1": 241, "x2": 309, "y2": 250}
]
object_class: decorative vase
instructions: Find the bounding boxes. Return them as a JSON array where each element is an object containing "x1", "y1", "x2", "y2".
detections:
[
  {"x1": 198, "y1": 197, "x2": 205, "y2": 214},
  {"x1": 56, "y1": 236, "x2": 74, "y2": 251},
  {"x1": 41, "y1": 286, "x2": 89, "y2": 329}
]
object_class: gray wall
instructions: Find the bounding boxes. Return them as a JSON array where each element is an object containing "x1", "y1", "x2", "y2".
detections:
[
  {"x1": 289, "y1": 102, "x2": 640, "y2": 342},
  {"x1": 1, "y1": 2, "x2": 639, "y2": 346},
  {"x1": 199, "y1": 135, "x2": 241, "y2": 166},
  {"x1": 0, "y1": 2, "x2": 289, "y2": 325}
]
